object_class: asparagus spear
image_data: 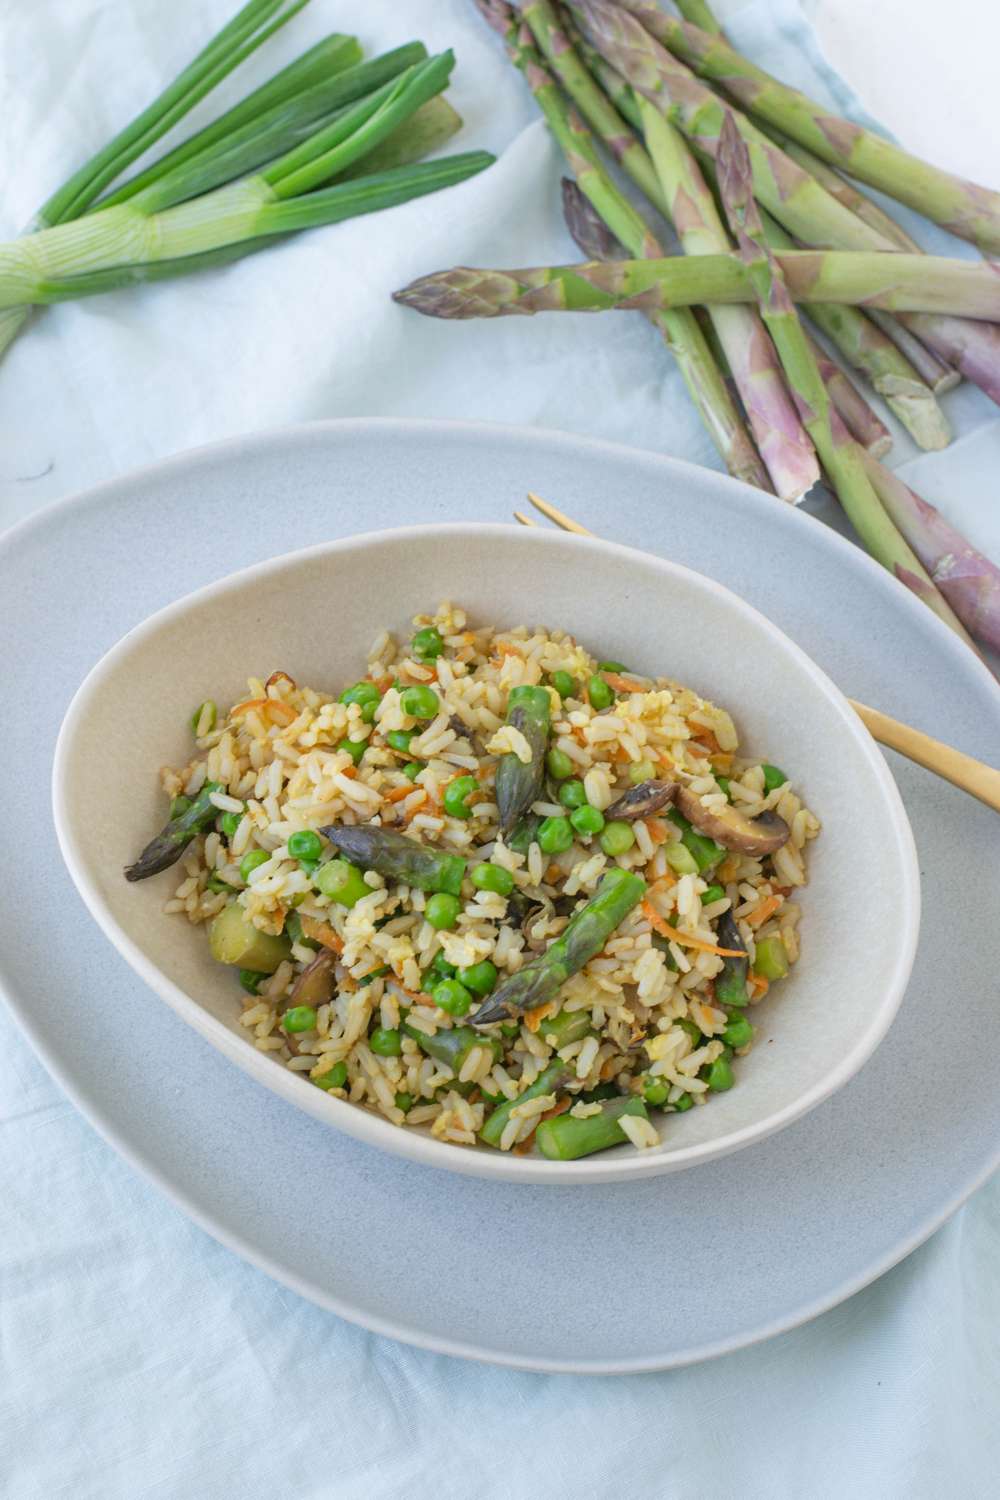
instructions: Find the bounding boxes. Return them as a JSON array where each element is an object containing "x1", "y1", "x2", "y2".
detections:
[
  {"x1": 751, "y1": 123, "x2": 960, "y2": 392},
  {"x1": 516, "y1": 0, "x2": 669, "y2": 218},
  {"x1": 805, "y1": 341, "x2": 891, "y2": 458},
  {"x1": 558, "y1": 179, "x2": 769, "y2": 489},
  {"x1": 673, "y1": 0, "x2": 723, "y2": 35},
  {"x1": 609, "y1": 0, "x2": 1000, "y2": 255},
  {"x1": 558, "y1": 7, "x2": 644, "y2": 129},
  {"x1": 636, "y1": 97, "x2": 819, "y2": 501},
  {"x1": 471, "y1": 869, "x2": 646, "y2": 1024},
  {"x1": 712, "y1": 113, "x2": 978, "y2": 648},
  {"x1": 319, "y1": 826, "x2": 466, "y2": 895},
  {"x1": 714, "y1": 911, "x2": 749, "y2": 1006},
  {"x1": 403, "y1": 1023, "x2": 501, "y2": 1075},
  {"x1": 495, "y1": 685, "x2": 552, "y2": 835},
  {"x1": 857, "y1": 456, "x2": 1000, "y2": 652},
  {"x1": 536, "y1": 1095, "x2": 649, "y2": 1159},
  {"x1": 479, "y1": 1, "x2": 770, "y2": 490},
  {"x1": 566, "y1": 0, "x2": 1000, "y2": 406},
  {"x1": 125, "y1": 781, "x2": 224, "y2": 881},
  {"x1": 752, "y1": 207, "x2": 950, "y2": 450},
  {"x1": 393, "y1": 250, "x2": 1000, "y2": 321},
  {"x1": 480, "y1": 1060, "x2": 570, "y2": 1146}
]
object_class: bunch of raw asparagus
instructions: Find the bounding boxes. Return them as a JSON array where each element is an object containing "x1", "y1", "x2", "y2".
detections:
[
  {"x1": 394, "y1": 0, "x2": 1000, "y2": 656},
  {"x1": 0, "y1": 1, "x2": 493, "y2": 367}
]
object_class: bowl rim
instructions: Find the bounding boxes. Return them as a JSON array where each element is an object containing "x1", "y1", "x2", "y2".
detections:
[{"x1": 52, "y1": 520, "x2": 921, "y2": 1185}]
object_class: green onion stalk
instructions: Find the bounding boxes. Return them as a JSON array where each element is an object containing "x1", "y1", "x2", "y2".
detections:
[
  {"x1": 565, "y1": 0, "x2": 1000, "y2": 406},
  {"x1": 711, "y1": 112, "x2": 979, "y2": 652},
  {"x1": 0, "y1": 0, "x2": 322, "y2": 360},
  {"x1": 0, "y1": 53, "x2": 494, "y2": 308},
  {"x1": 476, "y1": 0, "x2": 770, "y2": 491}
]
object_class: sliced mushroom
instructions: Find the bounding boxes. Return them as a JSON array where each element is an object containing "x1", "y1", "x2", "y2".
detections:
[
  {"x1": 604, "y1": 779, "x2": 678, "y2": 822},
  {"x1": 674, "y1": 786, "x2": 790, "y2": 855},
  {"x1": 285, "y1": 948, "x2": 338, "y2": 1010}
]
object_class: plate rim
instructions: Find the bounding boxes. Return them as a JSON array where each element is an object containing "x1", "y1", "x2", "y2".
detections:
[
  {"x1": 50, "y1": 518, "x2": 920, "y2": 1186},
  {"x1": 4, "y1": 414, "x2": 1000, "y2": 1372}
]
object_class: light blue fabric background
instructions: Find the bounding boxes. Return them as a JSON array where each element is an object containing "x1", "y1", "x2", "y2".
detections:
[{"x1": 3, "y1": 2, "x2": 999, "y2": 1496}]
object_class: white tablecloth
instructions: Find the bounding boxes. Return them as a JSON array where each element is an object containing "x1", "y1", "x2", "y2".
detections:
[{"x1": 3, "y1": 2, "x2": 999, "y2": 1495}]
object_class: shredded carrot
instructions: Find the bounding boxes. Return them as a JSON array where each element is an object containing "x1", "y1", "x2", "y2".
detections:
[
  {"x1": 544, "y1": 863, "x2": 562, "y2": 884},
  {"x1": 299, "y1": 915, "x2": 343, "y2": 953},
  {"x1": 687, "y1": 741, "x2": 710, "y2": 759},
  {"x1": 339, "y1": 765, "x2": 357, "y2": 780},
  {"x1": 645, "y1": 817, "x2": 668, "y2": 844},
  {"x1": 230, "y1": 697, "x2": 296, "y2": 727},
  {"x1": 599, "y1": 1058, "x2": 619, "y2": 1082},
  {"x1": 524, "y1": 999, "x2": 559, "y2": 1034},
  {"x1": 709, "y1": 752, "x2": 734, "y2": 772},
  {"x1": 746, "y1": 894, "x2": 783, "y2": 929},
  {"x1": 602, "y1": 671, "x2": 647, "y2": 694},
  {"x1": 688, "y1": 724, "x2": 721, "y2": 753},
  {"x1": 383, "y1": 784, "x2": 415, "y2": 804},
  {"x1": 647, "y1": 871, "x2": 677, "y2": 892},
  {"x1": 375, "y1": 674, "x2": 394, "y2": 694},
  {"x1": 717, "y1": 855, "x2": 741, "y2": 883},
  {"x1": 749, "y1": 973, "x2": 770, "y2": 999},
  {"x1": 496, "y1": 640, "x2": 523, "y2": 658},
  {"x1": 641, "y1": 900, "x2": 744, "y2": 957}
]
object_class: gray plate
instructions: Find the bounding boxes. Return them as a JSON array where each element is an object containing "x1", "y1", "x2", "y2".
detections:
[{"x1": 3, "y1": 419, "x2": 998, "y2": 1374}]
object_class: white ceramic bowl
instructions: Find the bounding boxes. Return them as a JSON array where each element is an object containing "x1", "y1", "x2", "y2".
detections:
[{"x1": 53, "y1": 523, "x2": 919, "y2": 1184}]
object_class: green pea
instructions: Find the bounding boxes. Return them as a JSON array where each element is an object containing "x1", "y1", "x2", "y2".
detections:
[
  {"x1": 471, "y1": 862, "x2": 514, "y2": 896},
  {"x1": 706, "y1": 1053, "x2": 735, "y2": 1092},
  {"x1": 761, "y1": 763, "x2": 788, "y2": 793},
  {"x1": 597, "y1": 660, "x2": 628, "y2": 673},
  {"x1": 314, "y1": 1061, "x2": 348, "y2": 1091},
  {"x1": 386, "y1": 729, "x2": 415, "y2": 753},
  {"x1": 701, "y1": 883, "x2": 726, "y2": 905},
  {"x1": 425, "y1": 892, "x2": 461, "y2": 930},
  {"x1": 459, "y1": 960, "x2": 498, "y2": 996},
  {"x1": 402, "y1": 762, "x2": 421, "y2": 781},
  {"x1": 668, "y1": 809, "x2": 724, "y2": 873},
  {"x1": 671, "y1": 1092, "x2": 694, "y2": 1113},
  {"x1": 716, "y1": 775, "x2": 731, "y2": 800},
  {"x1": 239, "y1": 848, "x2": 270, "y2": 883},
  {"x1": 238, "y1": 969, "x2": 265, "y2": 995},
  {"x1": 570, "y1": 804, "x2": 605, "y2": 837},
  {"x1": 753, "y1": 935, "x2": 790, "y2": 981},
  {"x1": 337, "y1": 737, "x2": 366, "y2": 766},
  {"x1": 538, "y1": 815, "x2": 574, "y2": 854},
  {"x1": 723, "y1": 1014, "x2": 754, "y2": 1049},
  {"x1": 664, "y1": 843, "x2": 699, "y2": 875},
  {"x1": 558, "y1": 778, "x2": 587, "y2": 810},
  {"x1": 190, "y1": 700, "x2": 217, "y2": 735},
  {"x1": 432, "y1": 979, "x2": 473, "y2": 1016},
  {"x1": 431, "y1": 949, "x2": 457, "y2": 976},
  {"x1": 628, "y1": 759, "x2": 656, "y2": 785},
  {"x1": 283, "y1": 1006, "x2": 317, "y2": 1033},
  {"x1": 400, "y1": 684, "x2": 440, "y2": 720},
  {"x1": 443, "y1": 774, "x2": 478, "y2": 820},
  {"x1": 315, "y1": 858, "x2": 370, "y2": 907},
  {"x1": 546, "y1": 747, "x2": 574, "y2": 781},
  {"x1": 643, "y1": 1077, "x2": 669, "y2": 1107},
  {"x1": 500, "y1": 1021, "x2": 520, "y2": 1039},
  {"x1": 370, "y1": 1026, "x2": 403, "y2": 1056},
  {"x1": 170, "y1": 795, "x2": 192, "y2": 818},
  {"x1": 206, "y1": 874, "x2": 235, "y2": 894},
  {"x1": 599, "y1": 820, "x2": 635, "y2": 856},
  {"x1": 288, "y1": 829, "x2": 322, "y2": 862},
  {"x1": 394, "y1": 1091, "x2": 414, "y2": 1113},
  {"x1": 412, "y1": 626, "x2": 445, "y2": 660},
  {"x1": 587, "y1": 674, "x2": 614, "y2": 711},
  {"x1": 219, "y1": 809, "x2": 242, "y2": 838},
  {"x1": 339, "y1": 681, "x2": 380, "y2": 722},
  {"x1": 549, "y1": 670, "x2": 575, "y2": 699}
]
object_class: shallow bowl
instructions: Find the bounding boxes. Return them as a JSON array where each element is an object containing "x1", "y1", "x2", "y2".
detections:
[{"x1": 53, "y1": 523, "x2": 919, "y2": 1183}]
